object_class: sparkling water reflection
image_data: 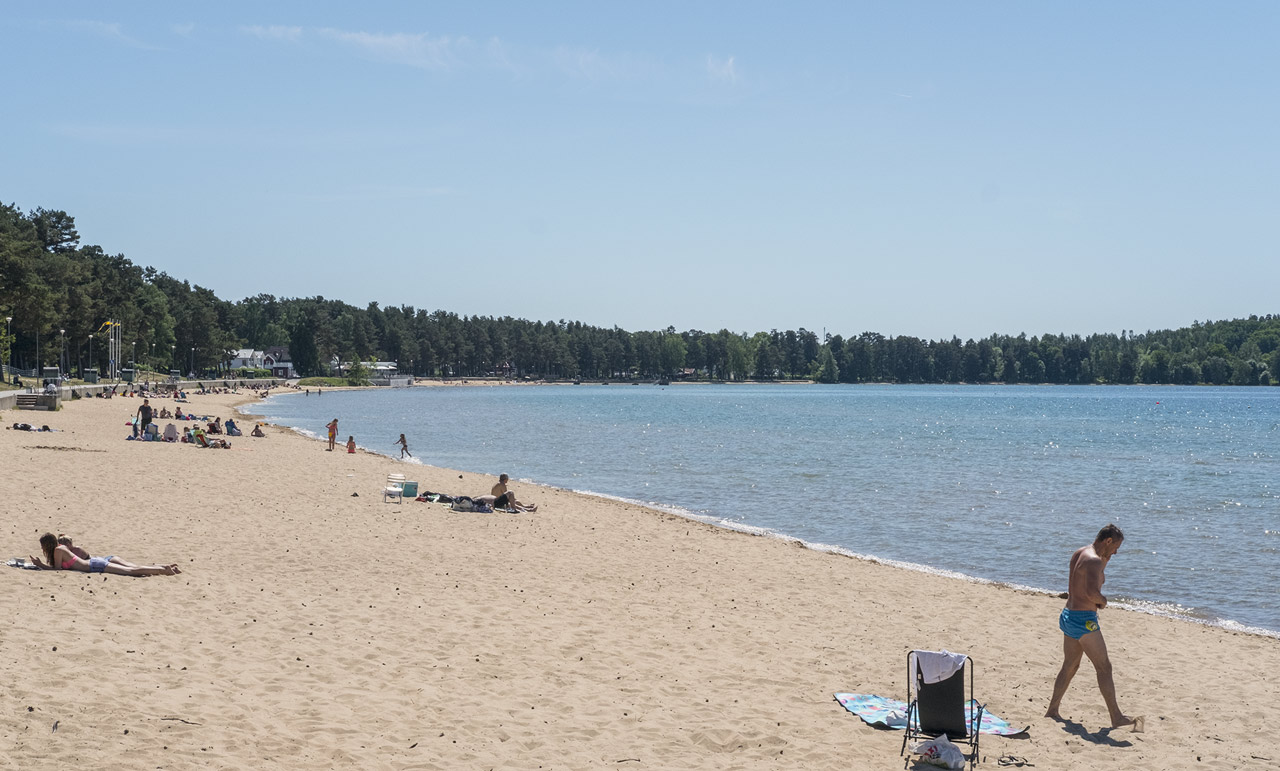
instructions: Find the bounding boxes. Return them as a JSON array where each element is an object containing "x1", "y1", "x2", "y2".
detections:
[{"x1": 252, "y1": 384, "x2": 1280, "y2": 634}]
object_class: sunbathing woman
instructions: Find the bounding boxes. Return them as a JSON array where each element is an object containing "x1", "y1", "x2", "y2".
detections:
[{"x1": 31, "y1": 533, "x2": 180, "y2": 576}]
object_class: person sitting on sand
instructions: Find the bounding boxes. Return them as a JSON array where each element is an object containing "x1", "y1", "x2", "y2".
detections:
[
  {"x1": 191, "y1": 426, "x2": 217, "y2": 448},
  {"x1": 162, "y1": 423, "x2": 180, "y2": 442},
  {"x1": 477, "y1": 474, "x2": 538, "y2": 512},
  {"x1": 175, "y1": 407, "x2": 186, "y2": 420},
  {"x1": 224, "y1": 418, "x2": 242, "y2": 437},
  {"x1": 347, "y1": 435, "x2": 356, "y2": 454},
  {"x1": 30, "y1": 533, "x2": 180, "y2": 576},
  {"x1": 251, "y1": 423, "x2": 266, "y2": 438}
]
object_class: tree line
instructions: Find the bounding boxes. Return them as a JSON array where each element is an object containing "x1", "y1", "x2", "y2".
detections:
[{"x1": 2, "y1": 203, "x2": 1277, "y2": 385}]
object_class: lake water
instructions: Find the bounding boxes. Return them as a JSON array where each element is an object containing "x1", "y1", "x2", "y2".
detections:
[{"x1": 248, "y1": 384, "x2": 1280, "y2": 635}]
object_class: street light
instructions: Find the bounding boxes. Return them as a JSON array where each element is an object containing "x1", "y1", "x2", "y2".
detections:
[
  {"x1": 190, "y1": 347, "x2": 195, "y2": 377},
  {"x1": 60, "y1": 329, "x2": 65, "y2": 376},
  {"x1": 170, "y1": 345, "x2": 175, "y2": 374},
  {"x1": 88, "y1": 334, "x2": 93, "y2": 377},
  {"x1": 4, "y1": 316, "x2": 11, "y2": 378},
  {"x1": 131, "y1": 341, "x2": 136, "y2": 371}
]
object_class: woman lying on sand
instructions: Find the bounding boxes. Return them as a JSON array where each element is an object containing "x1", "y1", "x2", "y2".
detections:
[{"x1": 30, "y1": 533, "x2": 181, "y2": 576}]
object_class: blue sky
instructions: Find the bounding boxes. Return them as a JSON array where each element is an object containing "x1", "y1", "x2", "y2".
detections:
[{"x1": 3, "y1": 2, "x2": 1277, "y2": 341}]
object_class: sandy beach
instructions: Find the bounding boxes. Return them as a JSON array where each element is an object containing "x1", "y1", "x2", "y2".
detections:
[{"x1": 3, "y1": 389, "x2": 1278, "y2": 770}]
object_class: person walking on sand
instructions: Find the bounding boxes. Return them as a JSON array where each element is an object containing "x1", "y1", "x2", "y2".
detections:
[
  {"x1": 1046, "y1": 523, "x2": 1139, "y2": 730},
  {"x1": 395, "y1": 433, "x2": 412, "y2": 459},
  {"x1": 326, "y1": 418, "x2": 338, "y2": 451},
  {"x1": 135, "y1": 398, "x2": 153, "y2": 438}
]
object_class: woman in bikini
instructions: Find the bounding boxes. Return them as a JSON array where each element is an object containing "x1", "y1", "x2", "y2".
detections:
[{"x1": 31, "y1": 533, "x2": 181, "y2": 576}]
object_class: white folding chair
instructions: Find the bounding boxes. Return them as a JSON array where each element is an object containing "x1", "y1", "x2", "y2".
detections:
[{"x1": 384, "y1": 473, "x2": 406, "y2": 503}]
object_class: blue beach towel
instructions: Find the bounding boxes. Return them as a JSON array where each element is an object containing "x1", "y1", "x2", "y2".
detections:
[{"x1": 834, "y1": 693, "x2": 1029, "y2": 736}]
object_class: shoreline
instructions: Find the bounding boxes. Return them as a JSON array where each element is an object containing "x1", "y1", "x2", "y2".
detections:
[
  {"x1": 246, "y1": 388, "x2": 1280, "y2": 641},
  {"x1": 5, "y1": 389, "x2": 1278, "y2": 769}
]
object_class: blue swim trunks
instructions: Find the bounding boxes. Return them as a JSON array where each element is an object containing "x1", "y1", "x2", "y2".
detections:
[
  {"x1": 1059, "y1": 608, "x2": 1100, "y2": 639},
  {"x1": 89, "y1": 556, "x2": 112, "y2": 573}
]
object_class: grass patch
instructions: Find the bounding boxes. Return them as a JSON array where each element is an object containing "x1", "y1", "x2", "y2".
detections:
[{"x1": 297, "y1": 377, "x2": 352, "y2": 387}]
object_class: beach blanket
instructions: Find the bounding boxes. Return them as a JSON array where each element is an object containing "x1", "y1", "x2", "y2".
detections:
[{"x1": 834, "y1": 693, "x2": 1029, "y2": 736}]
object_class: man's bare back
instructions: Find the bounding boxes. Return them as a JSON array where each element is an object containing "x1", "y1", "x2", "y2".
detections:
[{"x1": 1066, "y1": 544, "x2": 1108, "y2": 611}]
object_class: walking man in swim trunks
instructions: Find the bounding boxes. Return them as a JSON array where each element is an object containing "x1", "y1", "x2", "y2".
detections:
[
  {"x1": 1046, "y1": 523, "x2": 1137, "y2": 729},
  {"x1": 326, "y1": 418, "x2": 338, "y2": 451}
]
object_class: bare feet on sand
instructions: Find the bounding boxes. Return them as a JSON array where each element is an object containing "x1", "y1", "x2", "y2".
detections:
[{"x1": 1046, "y1": 710, "x2": 1143, "y2": 733}]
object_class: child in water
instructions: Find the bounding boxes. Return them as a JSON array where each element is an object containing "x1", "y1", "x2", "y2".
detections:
[
  {"x1": 395, "y1": 433, "x2": 412, "y2": 459},
  {"x1": 346, "y1": 435, "x2": 356, "y2": 454}
]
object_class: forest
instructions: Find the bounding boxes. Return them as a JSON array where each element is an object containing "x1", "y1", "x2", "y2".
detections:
[{"x1": 2, "y1": 203, "x2": 1277, "y2": 385}]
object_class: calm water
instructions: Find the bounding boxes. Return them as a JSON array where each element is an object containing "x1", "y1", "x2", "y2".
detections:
[{"x1": 249, "y1": 384, "x2": 1280, "y2": 634}]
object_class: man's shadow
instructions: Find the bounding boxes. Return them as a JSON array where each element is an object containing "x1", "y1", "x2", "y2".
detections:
[{"x1": 1049, "y1": 716, "x2": 1134, "y2": 747}]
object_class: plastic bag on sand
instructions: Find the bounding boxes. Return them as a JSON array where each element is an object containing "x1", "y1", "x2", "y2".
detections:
[{"x1": 913, "y1": 734, "x2": 966, "y2": 769}]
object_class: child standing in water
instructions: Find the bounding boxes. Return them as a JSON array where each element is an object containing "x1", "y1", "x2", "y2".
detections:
[
  {"x1": 346, "y1": 435, "x2": 356, "y2": 454},
  {"x1": 395, "y1": 433, "x2": 412, "y2": 459}
]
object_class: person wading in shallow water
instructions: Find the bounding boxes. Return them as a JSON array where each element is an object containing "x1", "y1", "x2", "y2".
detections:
[{"x1": 1046, "y1": 523, "x2": 1140, "y2": 730}]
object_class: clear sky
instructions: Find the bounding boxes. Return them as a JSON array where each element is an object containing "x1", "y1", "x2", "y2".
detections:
[{"x1": 3, "y1": 2, "x2": 1277, "y2": 341}]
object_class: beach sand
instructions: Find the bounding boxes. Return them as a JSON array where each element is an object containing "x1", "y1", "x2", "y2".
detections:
[{"x1": 3, "y1": 390, "x2": 1277, "y2": 769}]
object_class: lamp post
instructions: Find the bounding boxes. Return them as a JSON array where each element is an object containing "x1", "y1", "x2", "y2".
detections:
[
  {"x1": 190, "y1": 347, "x2": 195, "y2": 377},
  {"x1": 151, "y1": 343, "x2": 155, "y2": 372},
  {"x1": 131, "y1": 341, "x2": 136, "y2": 372},
  {"x1": 88, "y1": 334, "x2": 94, "y2": 378},
  {"x1": 4, "y1": 316, "x2": 11, "y2": 378},
  {"x1": 60, "y1": 329, "x2": 66, "y2": 376}
]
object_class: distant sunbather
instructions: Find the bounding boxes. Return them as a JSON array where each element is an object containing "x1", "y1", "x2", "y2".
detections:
[
  {"x1": 251, "y1": 424, "x2": 266, "y2": 438},
  {"x1": 478, "y1": 474, "x2": 538, "y2": 512},
  {"x1": 31, "y1": 533, "x2": 180, "y2": 576}
]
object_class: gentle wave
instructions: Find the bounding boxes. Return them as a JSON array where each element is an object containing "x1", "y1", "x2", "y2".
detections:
[{"x1": 238, "y1": 384, "x2": 1280, "y2": 636}]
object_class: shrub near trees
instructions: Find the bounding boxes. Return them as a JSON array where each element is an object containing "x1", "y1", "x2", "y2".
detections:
[{"x1": 1, "y1": 203, "x2": 1277, "y2": 385}]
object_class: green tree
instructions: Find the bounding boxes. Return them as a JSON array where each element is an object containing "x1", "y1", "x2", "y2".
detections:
[
  {"x1": 346, "y1": 360, "x2": 372, "y2": 386},
  {"x1": 812, "y1": 346, "x2": 840, "y2": 383}
]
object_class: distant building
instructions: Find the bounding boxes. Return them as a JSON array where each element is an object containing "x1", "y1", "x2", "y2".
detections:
[
  {"x1": 334, "y1": 360, "x2": 400, "y2": 378},
  {"x1": 264, "y1": 346, "x2": 296, "y2": 379},
  {"x1": 230, "y1": 348, "x2": 265, "y2": 369}
]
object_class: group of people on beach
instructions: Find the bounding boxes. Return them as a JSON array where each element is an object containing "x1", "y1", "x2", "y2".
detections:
[{"x1": 129, "y1": 398, "x2": 265, "y2": 444}]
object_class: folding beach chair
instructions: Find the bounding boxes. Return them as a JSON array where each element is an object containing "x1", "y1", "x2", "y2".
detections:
[
  {"x1": 901, "y1": 650, "x2": 983, "y2": 768},
  {"x1": 384, "y1": 473, "x2": 406, "y2": 503}
]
